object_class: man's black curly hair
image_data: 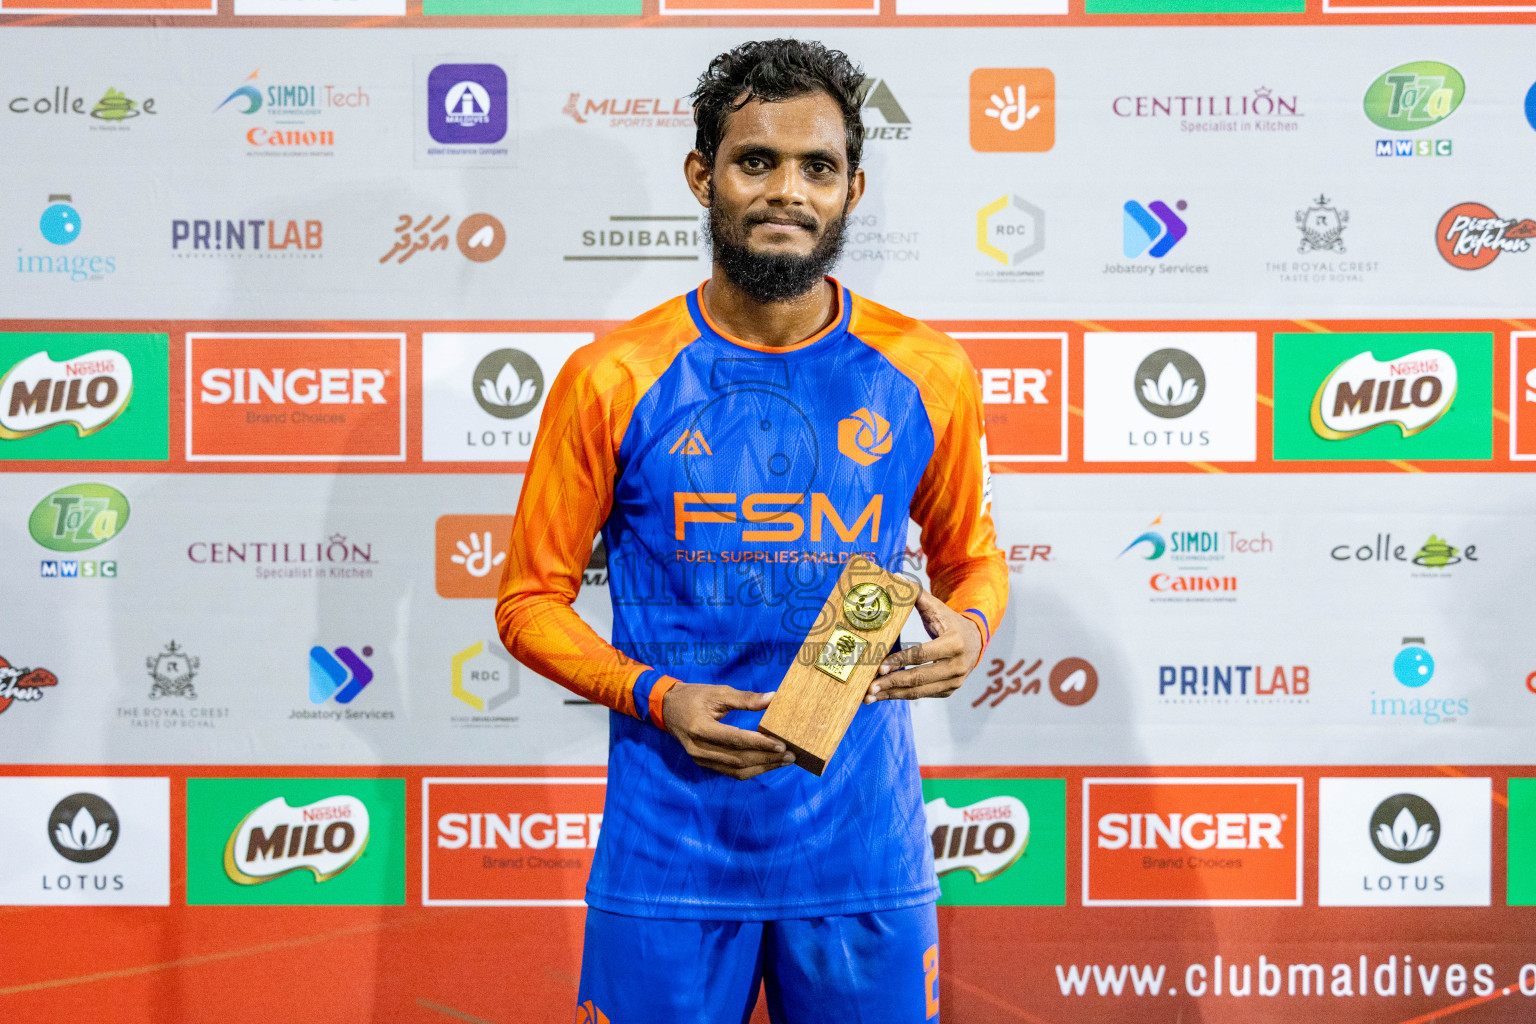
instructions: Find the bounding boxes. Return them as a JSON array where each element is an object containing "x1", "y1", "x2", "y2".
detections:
[{"x1": 691, "y1": 39, "x2": 867, "y2": 173}]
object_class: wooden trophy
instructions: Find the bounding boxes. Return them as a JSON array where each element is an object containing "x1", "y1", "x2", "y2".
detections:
[{"x1": 757, "y1": 555, "x2": 919, "y2": 776}]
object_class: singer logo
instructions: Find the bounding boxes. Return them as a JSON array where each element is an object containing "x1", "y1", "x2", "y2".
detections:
[
  {"x1": 1083, "y1": 778, "x2": 1302, "y2": 906},
  {"x1": 1310, "y1": 349, "x2": 1456, "y2": 440},
  {"x1": 224, "y1": 795, "x2": 369, "y2": 885},
  {"x1": 0, "y1": 348, "x2": 131, "y2": 440},
  {"x1": 187, "y1": 333, "x2": 405, "y2": 461},
  {"x1": 436, "y1": 515, "x2": 515, "y2": 598},
  {"x1": 956, "y1": 333, "x2": 1067, "y2": 461},
  {"x1": 423, "y1": 778, "x2": 605, "y2": 905}
]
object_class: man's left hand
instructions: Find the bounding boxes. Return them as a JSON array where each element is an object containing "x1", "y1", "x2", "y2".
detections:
[{"x1": 865, "y1": 590, "x2": 982, "y2": 704}]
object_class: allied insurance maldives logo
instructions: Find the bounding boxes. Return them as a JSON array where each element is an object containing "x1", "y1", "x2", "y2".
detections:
[
  {"x1": 1083, "y1": 778, "x2": 1303, "y2": 906},
  {"x1": 186, "y1": 333, "x2": 406, "y2": 462},
  {"x1": 0, "y1": 332, "x2": 168, "y2": 461}
]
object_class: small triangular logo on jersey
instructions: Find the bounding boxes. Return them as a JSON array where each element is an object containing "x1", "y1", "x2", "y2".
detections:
[{"x1": 668, "y1": 428, "x2": 712, "y2": 456}]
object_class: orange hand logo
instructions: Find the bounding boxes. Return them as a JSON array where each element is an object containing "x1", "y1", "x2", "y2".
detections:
[{"x1": 838, "y1": 408, "x2": 893, "y2": 466}]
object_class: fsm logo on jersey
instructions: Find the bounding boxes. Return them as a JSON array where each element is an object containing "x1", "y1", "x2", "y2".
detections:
[
  {"x1": 0, "y1": 332, "x2": 168, "y2": 460},
  {"x1": 1318, "y1": 777, "x2": 1490, "y2": 906},
  {"x1": 921, "y1": 779, "x2": 1066, "y2": 906},
  {"x1": 0, "y1": 777, "x2": 169, "y2": 905},
  {"x1": 417, "y1": 62, "x2": 513, "y2": 167}
]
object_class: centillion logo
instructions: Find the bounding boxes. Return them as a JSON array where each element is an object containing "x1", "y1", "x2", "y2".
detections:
[{"x1": 838, "y1": 408, "x2": 892, "y2": 466}]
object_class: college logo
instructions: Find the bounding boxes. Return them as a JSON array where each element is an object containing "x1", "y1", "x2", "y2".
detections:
[
  {"x1": 0, "y1": 655, "x2": 58, "y2": 717},
  {"x1": 1083, "y1": 778, "x2": 1303, "y2": 905},
  {"x1": 1364, "y1": 62, "x2": 1464, "y2": 132},
  {"x1": 977, "y1": 196, "x2": 1044, "y2": 270},
  {"x1": 428, "y1": 64, "x2": 506, "y2": 144},
  {"x1": 147, "y1": 640, "x2": 199, "y2": 700},
  {"x1": 451, "y1": 641, "x2": 516, "y2": 713},
  {"x1": 29, "y1": 483, "x2": 128, "y2": 552},
  {"x1": 838, "y1": 408, "x2": 892, "y2": 465},
  {"x1": 49, "y1": 793, "x2": 119, "y2": 863},
  {"x1": 1273, "y1": 332, "x2": 1492, "y2": 461},
  {"x1": 436, "y1": 515, "x2": 515, "y2": 598},
  {"x1": 970, "y1": 69, "x2": 1054, "y2": 153},
  {"x1": 924, "y1": 780, "x2": 1069, "y2": 908},
  {"x1": 423, "y1": 778, "x2": 604, "y2": 905},
  {"x1": 1122, "y1": 200, "x2": 1187, "y2": 259},
  {"x1": 309, "y1": 646, "x2": 374, "y2": 705},
  {"x1": 380, "y1": 213, "x2": 506, "y2": 263},
  {"x1": 1318, "y1": 777, "x2": 1489, "y2": 907},
  {"x1": 1330, "y1": 533, "x2": 1478, "y2": 572},
  {"x1": 5, "y1": 86, "x2": 158, "y2": 123},
  {"x1": 954, "y1": 334, "x2": 1066, "y2": 462},
  {"x1": 1296, "y1": 195, "x2": 1347, "y2": 253},
  {"x1": 1435, "y1": 203, "x2": 1535, "y2": 270},
  {"x1": 187, "y1": 333, "x2": 405, "y2": 462},
  {"x1": 187, "y1": 779, "x2": 404, "y2": 906},
  {"x1": 971, "y1": 656, "x2": 1097, "y2": 708},
  {"x1": 422, "y1": 333, "x2": 590, "y2": 461}
]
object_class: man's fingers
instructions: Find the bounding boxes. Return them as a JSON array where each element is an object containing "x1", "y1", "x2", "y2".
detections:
[
  {"x1": 878, "y1": 634, "x2": 963, "y2": 675},
  {"x1": 868, "y1": 677, "x2": 961, "y2": 703},
  {"x1": 710, "y1": 686, "x2": 775, "y2": 712},
  {"x1": 691, "y1": 717, "x2": 786, "y2": 753}
]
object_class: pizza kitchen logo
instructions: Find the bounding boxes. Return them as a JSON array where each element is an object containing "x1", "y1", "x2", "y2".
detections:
[
  {"x1": 224, "y1": 794, "x2": 370, "y2": 886},
  {"x1": 1310, "y1": 349, "x2": 1455, "y2": 440},
  {"x1": 0, "y1": 655, "x2": 58, "y2": 718},
  {"x1": 1435, "y1": 203, "x2": 1535, "y2": 270}
]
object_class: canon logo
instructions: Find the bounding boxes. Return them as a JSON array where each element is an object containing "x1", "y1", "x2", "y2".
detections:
[
  {"x1": 200, "y1": 368, "x2": 386, "y2": 405},
  {"x1": 1097, "y1": 812, "x2": 1284, "y2": 850},
  {"x1": 436, "y1": 811, "x2": 601, "y2": 851}
]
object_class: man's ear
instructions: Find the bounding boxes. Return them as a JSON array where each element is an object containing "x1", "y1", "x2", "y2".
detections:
[
  {"x1": 684, "y1": 149, "x2": 713, "y2": 209},
  {"x1": 844, "y1": 166, "x2": 866, "y2": 216}
]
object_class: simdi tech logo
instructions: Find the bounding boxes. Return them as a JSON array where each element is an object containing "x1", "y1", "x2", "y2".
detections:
[
  {"x1": 921, "y1": 779, "x2": 1066, "y2": 906},
  {"x1": 1272, "y1": 332, "x2": 1492, "y2": 461},
  {"x1": 955, "y1": 334, "x2": 1066, "y2": 461},
  {"x1": 186, "y1": 779, "x2": 404, "y2": 906},
  {"x1": 0, "y1": 777, "x2": 169, "y2": 906},
  {"x1": 214, "y1": 69, "x2": 370, "y2": 157},
  {"x1": 1318, "y1": 777, "x2": 1490, "y2": 907},
  {"x1": 0, "y1": 332, "x2": 168, "y2": 460},
  {"x1": 186, "y1": 333, "x2": 406, "y2": 462},
  {"x1": 1364, "y1": 62, "x2": 1463, "y2": 158},
  {"x1": 423, "y1": 778, "x2": 604, "y2": 906},
  {"x1": 970, "y1": 69, "x2": 1054, "y2": 153},
  {"x1": 1083, "y1": 777, "x2": 1303, "y2": 906}
]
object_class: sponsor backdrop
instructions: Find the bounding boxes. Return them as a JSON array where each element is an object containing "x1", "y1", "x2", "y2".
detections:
[{"x1": 2, "y1": 5, "x2": 1536, "y2": 1024}]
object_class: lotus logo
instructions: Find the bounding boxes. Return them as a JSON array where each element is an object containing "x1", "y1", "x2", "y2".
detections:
[
  {"x1": 926, "y1": 795, "x2": 1030, "y2": 882},
  {"x1": 1134, "y1": 348, "x2": 1204, "y2": 419},
  {"x1": 838, "y1": 407, "x2": 893, "y2": 466},
  {"x1": 224, "y1": 794, "x2": 370, "y2": 885},
  {"x1": 1310, "y1": 349, "x2": 1456, "y2": 440},
  {"x1": 1369, "y1": 793, "x2": 1440, "y2": 864},
  {"x1": 472, "y1": 348, "x2": 542, "y2": 420},
  {"x1": 0, "y1": 348, "x2": 133, "y2": 441},
  {"x1": 48, "y1": 793, "x2": 119, "y2": 864}
]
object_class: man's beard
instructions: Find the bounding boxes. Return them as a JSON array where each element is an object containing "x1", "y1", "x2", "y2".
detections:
[{"x1": 708, "y1": 190, "x2": 848, "y2": 304}]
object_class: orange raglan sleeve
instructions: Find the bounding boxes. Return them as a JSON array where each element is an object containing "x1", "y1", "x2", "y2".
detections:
[{"x1": 494, "y1": 327, "x2": 686, "y2": 728}]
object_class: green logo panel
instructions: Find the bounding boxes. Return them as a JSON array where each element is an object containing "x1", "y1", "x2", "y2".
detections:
[
  {"x1": 0, "y1": 332, "x2": 168, "y2": 461},
  {"x1": 922, "y1": 778, "x2": 1065, "y2": 907},
  {"x1": 1272, "y1": 332, "x2": 1492, "y2": 461},
  {"x1": 1088, "y1": 0, "x2": 1302, "y2": 11},
  {"x1": 424, "y1": 0, "x2": 638, "y2": 12},
  {"x1": 186, "y1": 778, "x2": 406, "y2": 906},
  {"x1": 1509, "y1": 779, "x2": 1536, "y2": 906}
]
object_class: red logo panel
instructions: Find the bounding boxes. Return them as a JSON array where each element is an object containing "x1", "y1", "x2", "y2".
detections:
[
  {"x1": 1512, "y1": 333, "x2": 1536, "y2": 460},
  {"x1": 957, "y1": 333, "x2": 1067, "y2": 461}
]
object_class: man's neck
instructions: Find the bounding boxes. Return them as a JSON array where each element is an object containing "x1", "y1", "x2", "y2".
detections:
[{"x1": 700, "y1": 270, "x2": 837, "y2": 350}]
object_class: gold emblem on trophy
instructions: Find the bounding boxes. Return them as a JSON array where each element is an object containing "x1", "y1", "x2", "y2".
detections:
[{"x1": 842, "y1": 582, "x2": 892, "y2": 632}]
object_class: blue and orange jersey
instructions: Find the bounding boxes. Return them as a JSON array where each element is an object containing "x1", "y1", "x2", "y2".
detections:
[{"x1": 496, "y1": 279, "x2": 1008, "y2": 919}]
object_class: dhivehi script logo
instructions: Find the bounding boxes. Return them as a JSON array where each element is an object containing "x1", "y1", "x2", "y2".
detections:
[
  {"x1": 1310, "y1": 349, "x2": 1455, "y2": 440},
  {"x1": 926, "y1": 794, "x2": 1029, "y2": 882},
  {"x1": 223, "y1": 794, "x2": 369, "y2": 885},
  {"x1": 0, "y1": 349, "x2": 132, "y2": 440}
]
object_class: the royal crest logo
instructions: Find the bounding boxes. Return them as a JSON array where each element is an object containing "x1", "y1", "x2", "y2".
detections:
[
  {"x1": 147, "y1": 641, "x2": 199, "y2": 700},
  {"x1": 223, "y1": 794, "x2": 370, "y2": 885},
  {"x1": 1310, "y1": 349, "x2": 1456, "y2": 440},
  {"x1": 0, "y1": 655, "x2": 58, "y2": 717},
  {"x1": 838, "y1": 408, "x2": 893, "y2": 466},
  {"x1": 1435, "y1": 203, "x2": 1536, "y2": 270},
  {"x1": 1296, "y1": 195, "x2": 1347, "y2": 254},
  {"x1": 0, "y1": 348, "x2": 132, "y2": 440},
  {"x1": 926, "y1": 794, "x2": 1030, "y2": 882}
]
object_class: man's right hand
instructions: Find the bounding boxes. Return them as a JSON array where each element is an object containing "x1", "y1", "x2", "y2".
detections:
[{"x1": 661, "y1": 681, "x2": 796, "y2": 780}]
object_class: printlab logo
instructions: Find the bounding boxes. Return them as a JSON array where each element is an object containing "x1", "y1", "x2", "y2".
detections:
[
  {"x1": 147, "y1": 641, "x2": 199, "y2": 700},
  {"x1": 838, "y1": 408, "x2": 893, "y2": 466},
  {"x1": 309, "y1": 646, "x2": 374, "y2": 704},
  {"x1": 18, "y1": 195, "x2": 116, "y2": 284},
  {"x1": 970, "y1": 69, "x2": 1054, "y2": 152},
  {"x1": 1133, "y1": 348, "x2": 1204, "y2": 419},
  {"x1": 1435, "y1": 203, "x2": 1535, "y2": 270},
  {"x1": 451, "y1": 641, "x2": 516, "y2": 715},
  {"x1": 171, "y1": 217, "x2": 322, "y2": 259},
  {"x1": 0, "y1": 655, "x2": 58, "y2": 718},
  {"x1": 856, "y1": 77, "x2": 912, "y2": 142},
  {"x1": 5, "y1": 85, "x2": 158, "y2": 127},
  {"x1": 1365, "y1": 61, "x2": 1462, "y2": 156},
  {"x1": 1370, "y1": 793, "x2": 1439, "y2": 864},
  {"x1": 972, "y1": 656, "x2": 1097, "y2": 708},
  {"x1": 435, "y1": 515, "x2": 515, "y2": 598},
  {"x1": 1123, "y1": 200, "x2": 1187, "y2": 259},
  {"x1": 380, "y1": 213, "x2": 505, "y2": 264},
  {"x1": 29, "y1": 483, "x2": 128, "y2": 552},
  {"x1": 976, "y1": 196, "x2": 1044, "y2": 275},
  {"x1": 1157, "y1": 663, "x2": 1309, "y2": 703},
  {"x1": 473, "y1": 349, "x2": 542, "y2": 418},
  {"x1": 48, "y1": 793, "x2": 119, "y2": 863},
  {"x1": 427, "y1": 64, "x2": 506, "y2": 144}
]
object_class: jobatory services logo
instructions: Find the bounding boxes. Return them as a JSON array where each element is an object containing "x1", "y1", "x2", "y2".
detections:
[
  {"x1": 0, "y1": 655, "x2": 58, "y2": 719},
  {"x1": 1364, "y1": 62, "x2": 1463, "y2": 157},
  {"x1": 564, "y1": 214, "x2": 700, "y2": 263},
  {"x1": 971, "y1": 656, "x2": 1098, "y2": 709},
  {"x1": 29, "y1": 483, "x2": 128, "y2": 552},
  {"x1": 421, "y1": 332, "x2": 590, "y2": 461},
  {"x1": 1435, "y1": 203, "x2": 1535, "y2": 270},
  {"x1": 1116, "y1": 514, "x2": 1272, "y2": 602},
  {"x1": 450, "y1": 641, "x2": 516, "y2": 721},
  {"x1": 171, "y1": 216, "x2": 322, "y2": 258},
  {"x1": 435, "y1": 515, "x2": 515, "y2": 598},
  {"x1": 1512, "y1": 333, "x2": 1536, "y2": 461},
  {"x1": 309, "y1": 645, "x2": 375, "y2": 705},
  {"x1": 562, "y1": 90, "x2": 690, "y2": 129},
  {"x1": 838, "y1": 408, "x2": 893, "y2": 465},
  {"x1": 1084, "y1": 778, "x2": 1303, "y2": 906},
  {"x1": 187, "y1": 333, "x2": 406, "y2": 462},
  {"x1": 1272, "y1": 332, "x2": 1492, "y2": 461},
  {"x1": 922, "y1": 779, "x2": 1066, "y2": 906},
  {"x1": 970, "y1": 69, "x2": 1054, "y2": 152},
  {"x1": 1083, "y1": 332, "x2": 1257, "y2": 462},
  {"x1": 186, "y1": 778, "x2": 404, "y2": 906},
  {"x1": 423, "y1": 778, "x2": 605, "y2": 906},
  {"x1": 418, "y1": 62, "x2": 512, "y2": 166},
  {"x1": 214, "y1": 69, "x2": 369, "y2": 157},
  {"x1": 955, "y1": 334, "x2": 1066, "y2": 461},
  {"x1": 0, "y1": 778, "x2": 169, "y2": 906},
  {"x1": 1110, "y1": 86, "x2": 1302, "y2": 134},
  {"x1": 1122, "y1": 200, "x2": 1187, "y2": 259},
  {"x1": 0, "y1": 333, "x2": 167, "y2": 460},
  {"x1": 381, "y1": 213, "x2": 506, "y2": 264},
  {"x1": 1318, "y1": 777, "x2": 1490, "y2": 907},
  {"x1": 5, "y1": 85, "x2": 158, "y2": 128},
  {"x1": 17, "y1": 194, "x2": 117, "y2": 284},
  {"x1": 976, "y1": 196, "x2": 1044, "y2": 282}
]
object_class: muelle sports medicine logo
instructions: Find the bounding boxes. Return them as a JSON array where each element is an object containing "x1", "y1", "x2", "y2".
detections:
[
  {"x1": 1310, "y1": 348, "x2": 1455, "y2": 440},
  {"x1": 224, "y1": 794, "x2": 370, "y2": 885},
  {"x1": 1435, "y1": 203, "x2": 1535, "y2": 271}
]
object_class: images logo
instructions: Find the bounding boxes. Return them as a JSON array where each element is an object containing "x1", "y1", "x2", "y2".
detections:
[
  {"x1": 838, "y1": 408, "x2": 892, "y2": 465},
  {"x1": 1084, "y1": 778, "x2": 1303, "y2": 906},
  {"x1": 1296, "y1": 195, "x2": 1347, "y2": 254},
  {"x1": 224, "y1": 794, "x2": 369, "y2": 885},
  {"x1": 48, "y1": 793, "x2": 119, "y2": 864},
  {"x1": 29, "y1": 483, "x2": 128, "y2": 552},
  {"x1": 427, "y1": 64, "x2": 506, "y2": 144},
  {"x1": 1134, "y1": 348, "x2": 1203, "y2": 418},
  {"x1": 19, "y1": 195, "x2": 115, "y2": 283},
  {"x1": 1123, "y1": 200, "x2": 1187, "y2": 258},
  {"x1": 146, "y1": 640, "x2": 199, "y2": 700},
  {"x1": 956, "y1": 334, "x2": 1066, "y2": 461},
  {"x1": 39, "y1": 195, "x2": 80, "y2": 245},
  {"x1": 0, "y1": 655, "x2": 58, "y2": 717},
  {"x1": 473, "y1": 349, "x2": 541, "y2": 418},
  {"x1": 310, "y1": 646, "x2": 374, "y2": 704},
  {"x1": 1310, "y1": 348, "x2": 1456, "y2": 440},
  {"x1": 1364, "y1": 62, "x2": 1464, "y2": 132},
  {"x1": 970, "y1": 69, "x2": 1054, "y2": 152},
  {"x1": 977, "y1": 196, "x2": 1044, "y2": 267},
  {"x1": 1372, "y1": 637, "x2": 1465, "y2": 725},
  {"x1": 436, "y1": 515, "x2": 515, "y2": 598},
  {"x1": 452, "y1": 641, "x2": 515, "y2": 713},
  {"x1": 1370, "y1": 793, "x2": 1439, "y2": 864},
  {"x1": 1394, "y1": 637, "x2": 1433, "y2": 688},
  {"x1": 1435, "y1": 203, "x2": 1535, "y2": 270}
]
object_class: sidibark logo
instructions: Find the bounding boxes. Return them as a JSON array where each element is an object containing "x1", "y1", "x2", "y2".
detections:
[
  {"x1": 423, "y1": 778, "x2": 605, "y2": 906},
  {"x1": 1084, "y1": 778, "x2": 1303, "y2": 906},
  {"x1": 224, "y1": 795, "x2": 369, "y2": 885},
  {"x1": 956, "y1": 333, "x2": 1067, "y2": 462},
  {"x1": 187, "y1": 333, "x2": 406, "y2": 461}
]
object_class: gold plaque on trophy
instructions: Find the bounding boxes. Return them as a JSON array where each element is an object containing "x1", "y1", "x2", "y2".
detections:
[{"x1": 758, "y1": 555, "x2": 918, "y2": 776}]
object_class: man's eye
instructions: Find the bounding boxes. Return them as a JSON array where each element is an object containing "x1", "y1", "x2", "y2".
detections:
[{"x1": 742, "y1": 157, "x2": 768, "y2": 171}]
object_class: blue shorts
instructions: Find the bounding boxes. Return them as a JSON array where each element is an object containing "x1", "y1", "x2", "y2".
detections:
[{"x1": 575, "y1": 903, "x2": 940, "y2": 1024}]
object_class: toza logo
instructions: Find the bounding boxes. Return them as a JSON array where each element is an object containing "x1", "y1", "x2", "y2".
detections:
[
  {"x1": 0, "y1": 348, "x2": 131, "y2": 440},
  {"x1": 309, "y1": 646, "x2": 374, "y2": 704},
  {"x1": 1310, "y1": 348, "x2": 1456, "y2": 440},
  {"x1": 1370, "y1": 793, "x2": 1440, "y2": 864},
  {"x1": 48, "y1": 793, "x2": 119, "y2": 864},
  {"x1": 28, "y1": 483, "x2": 129, "y2": 552},
  {"x1": 1363, "y1": 62, "x2": 1464, "y2": 132},
  {"x1": 927, "y1": 795, "x2": 1029, "y2": 883},
  {"x1": 1296, "y1": 195, "x2": 1348, "y2": 254},
  {"x1": 147, "y1": 640, "x2": 199, "y2": 700},
  {"x1": 1133, "y1": 348, "x2": 1204, "y2": 419},
  {"x1": 224, "y1": 794, "x2": 370, "y2": 885},
  {"x1": 838, "y1": 408, "x2": 893, "y2": 465},
  {"x1": 472, "y1": 349, "x2": 542, "y2": 419}
]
